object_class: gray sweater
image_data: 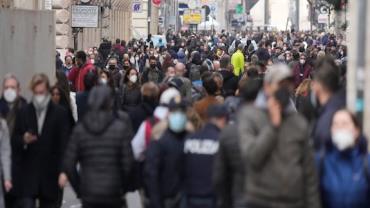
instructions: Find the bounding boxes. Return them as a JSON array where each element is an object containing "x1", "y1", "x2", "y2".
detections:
[
  {"x1": 0, "y1": 119, "x2": 11, "y2": 181},
  {"x1": 238, "y1": 106, "x2": 321, "y2": 208}
]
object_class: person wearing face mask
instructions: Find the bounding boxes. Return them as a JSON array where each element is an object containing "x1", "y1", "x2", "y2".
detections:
[
  {"x1": 13, "y1": 73, "x2": 71, "y2": 208},
  {"x1": 318, "y1": 109, "x2": 370, "y2": 208},
  {"x1": 62, "y1": 55, "x2": 74, "y2": 76},
  {"x1": 141, "y1": 56, "x2": 164, "y2": 84},
  {"x1": 0, "y1": 75, "x2": 24, "y2": 208},
  {"x1": 118, "y1": 68, "x2": 141, "y2": 111},
  {"x1": 292, "y1": 54, "x2": 313, "y2": 88},
  {"x1": 145, "y1": 97, "x2": 188, "y2": 208},
  {"x1": 98, "y1": 69, "x2": 114, "y2": 89},
  {"x1": 68, "y1": 50, "x2": 95, "y2": 92},
  {"x1": 106, "y1": 57, "x2": 123, "y2": 89}
]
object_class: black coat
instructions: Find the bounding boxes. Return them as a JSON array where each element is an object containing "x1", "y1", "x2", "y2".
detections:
[
  {"x1": 13, "y1": 101, "x2": 71, "y2": 199},
  {"x1": 128, "y1": 101, "x2": 157, "y2": 132},
  {"x1": 145, "y1": 129, "x2": 186, "y2": 208},
  {"x1": 63, "y1": 111, "x2": 134, "y2": 205},
  {"x1": 118, "y1": 84, "x2": 142, "y2": 111},
  {"x1": 213, "y1": 124, "x2": 246, "y2": 208},
  {"x1": 219, "y1": 70, "x2": 239, "y2": 97}
]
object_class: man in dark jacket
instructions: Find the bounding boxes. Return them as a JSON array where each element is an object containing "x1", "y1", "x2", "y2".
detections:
[
  {"x1": 219, "y1": 55, "x2": 238, "y2": 97},
  {"x1": 128, "y1": 82, "x2": 159, "y2": 132},
  {"x1": 142, "y1": 56, "x2": 164, "y2": 84},
  {"x1": 183, "y1": 104, "x2": 228, "y2": 208},
  {"x1": 0, "y1": 74, "x2": 27, "y2": 208},
  {"x1": 145, "y1": 97, "x2": 188, "y2": 208},
  {"x1": 64, "y1": 86, "x2": 134, "y2": 208},
  {"x1": 311, "y1": 57, "x2": 345, "y2": 150},
  {"x1": 213, "y1": 78, "x2": 262, "y2": 208},
  {"x1": 13, "y1": 74, "x2": 71, "y2": 207}
]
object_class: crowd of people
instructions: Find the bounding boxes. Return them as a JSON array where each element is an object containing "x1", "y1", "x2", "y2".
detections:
[{"x1": 0, "y1": 29, "x2": 367, "y2": 208}]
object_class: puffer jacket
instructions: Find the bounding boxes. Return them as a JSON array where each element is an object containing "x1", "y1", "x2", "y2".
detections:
[
  {"x1": 63, "y1": 87, "x2": 134, "y2": 205},
  {"x1": 238, "y1": 105, "x2": 321, "y2": 208}
]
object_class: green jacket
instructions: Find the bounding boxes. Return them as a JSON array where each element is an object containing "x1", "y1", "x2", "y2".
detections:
[{"x1": 231, "y1": 50, "x2": 245, "y2": 77}]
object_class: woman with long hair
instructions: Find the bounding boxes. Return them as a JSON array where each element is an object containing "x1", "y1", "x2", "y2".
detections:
[{"x1": 118, "y1": 68, "x2": 141, "y2": 111}]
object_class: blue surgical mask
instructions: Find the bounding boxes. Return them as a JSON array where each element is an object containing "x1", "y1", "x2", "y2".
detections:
[{"x1": 168, "y1": 111, "x2": 187, "y2": 133}]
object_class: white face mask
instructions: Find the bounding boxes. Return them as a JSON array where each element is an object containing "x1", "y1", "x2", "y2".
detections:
[
  {"x1": 32, "y1": 94, "x2": 50, "y2": 110},
  {"x1": 100, "y1": 78, "x2": 108, "y2": 85},
  {"x1": 332, "y1": 130, "x2": 356, "y2": 151},
  {"x1": 3, "y1": 88, "x2": 17, "y2": 103},
  {"x1": 300, "y1": 59, "x2": 306, "y2": 65},
  {"x1": 129, "y1": 75, "x2": 138, "y2": 83}
]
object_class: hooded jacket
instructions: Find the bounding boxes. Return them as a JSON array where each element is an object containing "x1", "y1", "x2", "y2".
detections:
[{"x1": 63, "y1": 86, "x2": 134, "y2": 205}]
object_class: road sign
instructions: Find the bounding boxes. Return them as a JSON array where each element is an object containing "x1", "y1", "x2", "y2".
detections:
[
  {"x1": 183, "y1": 9, "x2": 202, "y2": 25},
  {"x1": 152, "y1": 0, "x2": 161, "y2": 7},
  {"x1": 132, "y1": 0, "x2": 143, "y2": 13},
  {"x1": 318, "y1": 14, "x2": 328, "y2": 24},
  {"x1": 71, "y1": 5, "x2": 99, "y2": 28},
  {"x1": 236, "y1": 4, "x2": 243, "y2": 14}
]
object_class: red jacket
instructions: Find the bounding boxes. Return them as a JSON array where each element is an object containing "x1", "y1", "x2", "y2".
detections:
[
  {"x1": 293, "y1": 63, "x2": 312, "y2": 88},
  {"x1": 68, "y1": 63, "x2": 95, "y2": 92}
]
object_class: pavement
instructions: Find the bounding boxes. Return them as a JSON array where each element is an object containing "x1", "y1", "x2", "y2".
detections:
[{"x1": 62, "y1": 185, "x2": 142, "y2": 208}]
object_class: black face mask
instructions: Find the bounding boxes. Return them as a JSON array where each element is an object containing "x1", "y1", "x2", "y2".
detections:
[
  {"x1": 123, "y1": 65, "x2": 130, "y2": 70},
  {"x1": 109, "y1": 65, "x2": 116, "y2": 70},
  {"x1": 150, "y1": 64, "x2": 157, "y2": 69}
]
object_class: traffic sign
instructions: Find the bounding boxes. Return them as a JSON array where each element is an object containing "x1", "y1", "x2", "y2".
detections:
[
  {"x1": 236, "y1": 4, "x2": 244, "y2": 14},
  {"x1": 132, "y1": 0, "x2": 143, "y2": 13},
  {"x1": 320, "y1": 5, "x2": 329, "y2": 14}
]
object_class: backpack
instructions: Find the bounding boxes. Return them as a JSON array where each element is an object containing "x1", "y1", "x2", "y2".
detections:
[{"x1": 189, "y1": 64, "x2": 201, "y2": 82}]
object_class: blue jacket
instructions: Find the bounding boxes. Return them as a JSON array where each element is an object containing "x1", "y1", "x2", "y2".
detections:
[
  {"x1": 183, "y1": 123, "x2": 220, "y2": 197},
  {"x1": 318, "y1": 138, "x2": 370, "y2": 208}
]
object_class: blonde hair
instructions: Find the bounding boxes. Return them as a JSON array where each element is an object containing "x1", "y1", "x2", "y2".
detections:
[{"x1": 295, "y1": 79, "x2": 311, "y2": 97}]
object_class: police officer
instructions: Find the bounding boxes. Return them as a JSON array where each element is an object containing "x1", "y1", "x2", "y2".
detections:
[{"x1": 183, "y1": 104, "x2": 228, "y2": 208}]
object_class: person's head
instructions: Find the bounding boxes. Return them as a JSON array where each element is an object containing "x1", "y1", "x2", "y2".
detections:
[
  {"x1": 65, "y1": 55, "x2": 73, "y2": 66},
  {"x1": 237, "y1": 43, "x2": 245, "y2": 51},
  {"x1": 30, "y1": 73, "x2": 51, "y2": 109},
  {"x1": 84, "y1": 71, "x2": 98, "y2": 91},
  {"x1": 263, "y1": 64, "x2": 293, "y2": 97},
  {"x1": 202, "y1": 72, "x2": 219, "y2": 96},
  {"x1": 166, "y1": 66, "x2": 176, "y2": 78},
  {"x1": 2, "y1": 73, "x2": 20, "y2": 103},
  {"x1": 268, "y1": 87, "x2": 291, "y2": 114},
  {"x1": 75, "y1": 51, "x2": 87, "y2": 67},
  {"x1": 167, "y1": 97, "x2": 188, "y2": 133},
  {"x1": 331, "y1": 109, "x2": 361, "y2": 151},
  {"x1": 116, "y1": 38, "x2": 120, "y2": 44},
  {"x1": 50, "y1": 85, "x2": 62, "y2": 104},
  {"x1": 311, "y1": 57, "x2": 340, "y2": 105},
  {"x1": 240, "y1": 78, "x2": 263, "y2": 103},
  {"x1": 141, "y1": 82, "x2": 160, "y2": 104},
  {"x1": 123, "y1": 59, "x2": 131, "y2": 70},
  {"x1": 107, "y1": 57, "x2": 118, "y2": 70},
  {"x1": 207, "y1": 104, "x2": 228, "y2": 129},
  {"x1": 88, "y1": 85, "x2": 113, "y2": 112},
  {"x1": 121, "y1": 40, "x2": 126, "y2": 47},
  {"x1": 149, "y1": 56, "x2": 157, "y2": 69},
  {"x1": 299, "y1": 54, "x2": 307, "y2": 65},
  {"x1": 124, "y1": 68, "x2": 139, "y2": 85},
  {"x1": 219, "y1": 55, "x2": 230, "y2": 70},
  {"x1": 175, "y1": 62, "x2": 186, "y2": 77},
  {"x1": 99, "y1": 69, "x2": 111, "y2": 86}
]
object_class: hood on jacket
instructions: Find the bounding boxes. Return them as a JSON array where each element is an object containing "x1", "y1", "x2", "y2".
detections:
[{"x1": 83, "y1": 86, "x2": 115, "y2": 135}]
